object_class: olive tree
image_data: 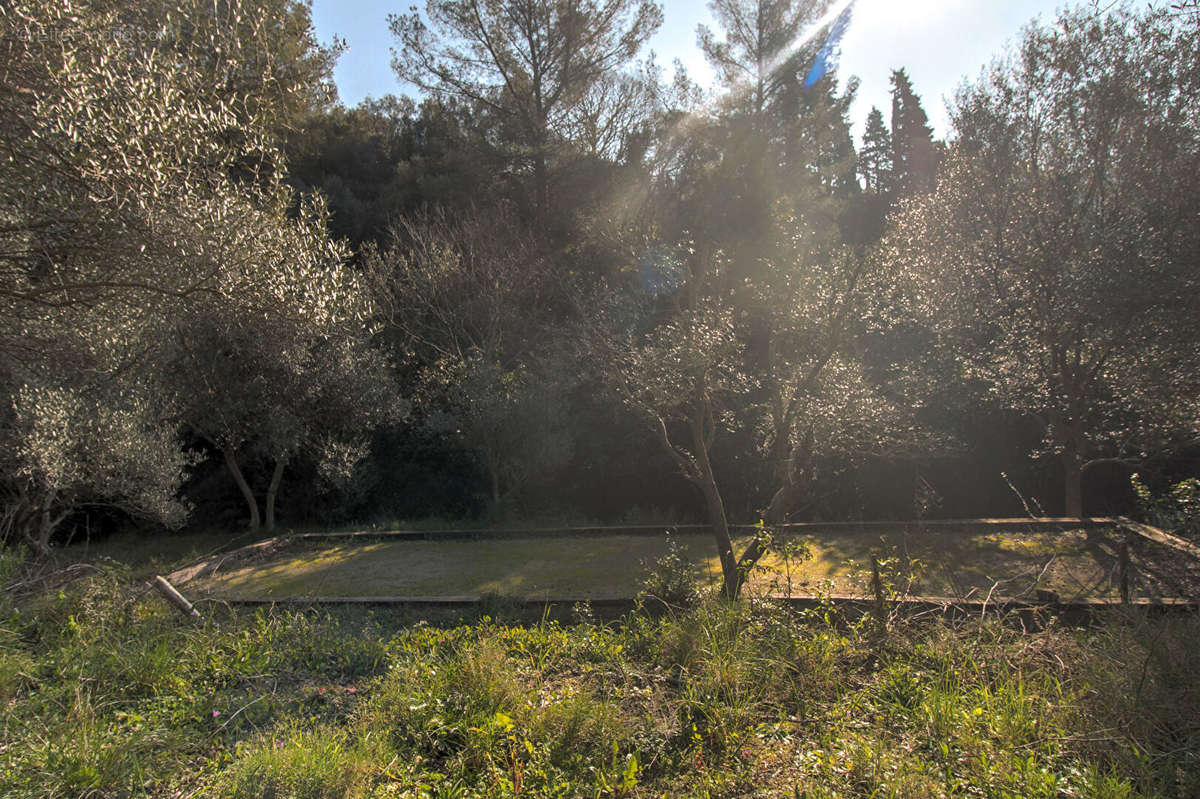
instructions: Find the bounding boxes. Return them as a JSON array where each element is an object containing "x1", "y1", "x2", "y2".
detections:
[
  {"x1": 0, "y1": 373, "x2": 189, "y2": 556},
  {"x1": 594, "y1": 230, "x2": 898, "y2": 599},
  {"x1": 886, "y1": 5, "x2": 1200, "y2": 516},
  {"x1": 0, "y1": 0, "x2": 353, "y2": 551},
  {"x1": 164, "y1": 198, "x2": 400, "y2": 532}
]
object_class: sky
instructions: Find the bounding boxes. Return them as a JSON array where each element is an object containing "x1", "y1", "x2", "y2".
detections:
[{"x1": 310, "y1": 0, "x2": 1078, "y2": 142}]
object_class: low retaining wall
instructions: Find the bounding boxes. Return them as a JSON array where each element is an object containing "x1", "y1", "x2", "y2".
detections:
[
  {"x1": 196, "y1": 593, "x2": 1199, "y2": 627},
  {"x1": 287, "y1": 516, "x2": 1122, "y2": 544},
  {"x1": 1114, "y1": 516, "x2": 1200, "y2": 560}
]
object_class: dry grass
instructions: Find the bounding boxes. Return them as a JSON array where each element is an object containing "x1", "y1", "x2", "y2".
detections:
[{"x1": 187, "y1": 524, "x2": 1196, "y2": 601}]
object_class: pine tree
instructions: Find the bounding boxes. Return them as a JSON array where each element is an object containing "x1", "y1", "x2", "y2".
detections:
[
  {"x1": 889, "y1": 68, "x2": 937, "y2": 195},
  {"x1": 859, "y1": 106, "x2": 893, "y2": 192},
  {"x1": 390, "y1": 0, "x2": 662, "y2": 223}
]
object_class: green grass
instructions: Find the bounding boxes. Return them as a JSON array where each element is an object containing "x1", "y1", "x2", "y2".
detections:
[
  {"x1": 2, "y1": 550, "x2": 1199, "y2": 798},
  {"x1": 188, "y1": 524, "x2": 1194, "y2": 601}
]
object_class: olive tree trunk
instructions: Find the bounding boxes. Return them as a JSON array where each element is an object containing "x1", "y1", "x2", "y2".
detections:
[
  {"x1": 1063, "y1": 449, "x2": 1084, "y2": 519},
  {"x1": 264, "y1": 457, "x2": 286, "y2": 532},
  {"x1": 223, "y1": 447, "x2": 260, "y2": 530},
  {"x1": 7, "y1": 487, "x2": 68, "y2": 558},
  {"x1": 686, "y1": 398, "x2": 769, "y2": 601}
]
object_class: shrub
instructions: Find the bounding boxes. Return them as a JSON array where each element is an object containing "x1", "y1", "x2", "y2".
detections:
[
  {"x1": 638, "y1": 533, "x2": 703, "y2": 609},
  {"x1": 1132, "y1": 473, "x2": 1200, "y2": 541}
]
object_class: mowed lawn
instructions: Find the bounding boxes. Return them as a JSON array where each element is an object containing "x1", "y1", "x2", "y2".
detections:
[{"x1": 189, "y1": 525, "x2": 1198, "y2": 601}]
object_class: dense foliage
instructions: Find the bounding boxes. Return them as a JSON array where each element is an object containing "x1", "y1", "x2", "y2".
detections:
[
  {"x1": 0, "y1": 0, "x2": 1197, "y2": 557},
  {"x1": 0, "y1": 0, "x2": 395, "y2": 547},
  {"x1": 884, "y1": 6, "x2": 1200, "y2": 517}
]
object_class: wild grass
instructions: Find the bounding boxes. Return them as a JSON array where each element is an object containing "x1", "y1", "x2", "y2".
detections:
[{"x1": 1, "y1": 553, "x2": 1198, "y2": 798}]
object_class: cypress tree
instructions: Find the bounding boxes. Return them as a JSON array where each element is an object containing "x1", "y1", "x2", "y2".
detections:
[
  {"x1": 889, "y1": 68, "x2": 937, "y2": 194},
  {"x1": 859, "y1": 105, "x2": 893, "y2": 192}
]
